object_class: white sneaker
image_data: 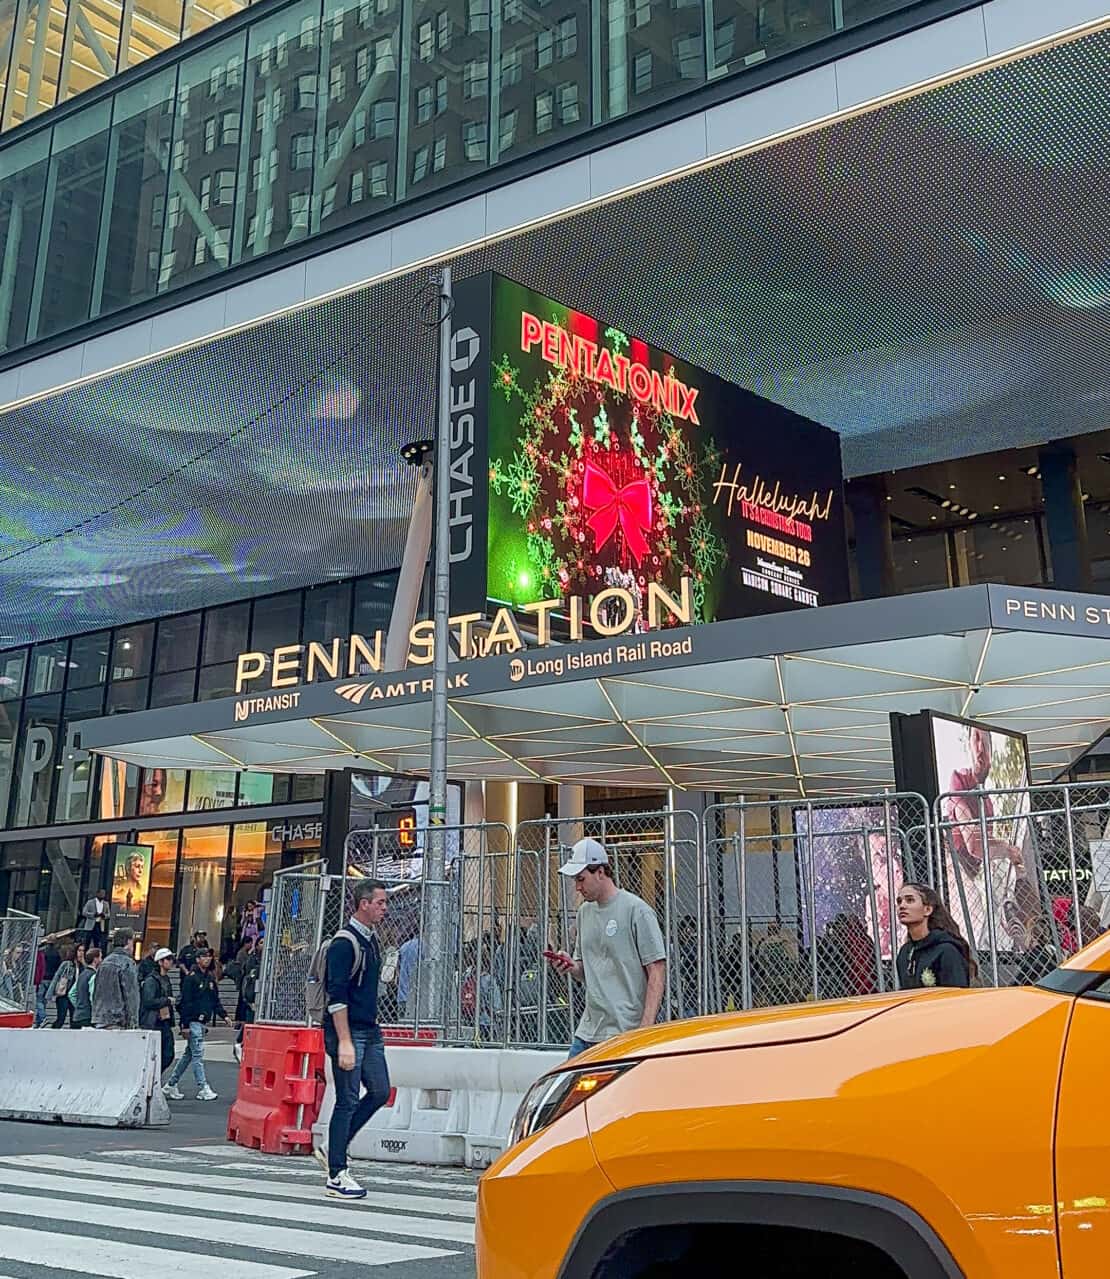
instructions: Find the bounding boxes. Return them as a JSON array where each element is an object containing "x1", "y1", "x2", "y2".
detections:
[
  {"x1": 312, "y1": 1144, "x2": 329, "y2": 1175},
  {"x1": 326, "y1": 1168, "x2": 367, "y2": 1200},
  {"x1": 162, "y1": 1084, "x2": 185, "y2": 1100},
  {"x1": 196, "y1": 1086, "x2": 219, "y2": 1101}
]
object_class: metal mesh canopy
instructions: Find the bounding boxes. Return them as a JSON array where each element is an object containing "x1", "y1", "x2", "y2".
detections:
[{"x1": 80, "y1": 583, "x2": 1110, "y2": 797}]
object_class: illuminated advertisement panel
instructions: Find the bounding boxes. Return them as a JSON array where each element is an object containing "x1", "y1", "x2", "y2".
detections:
[{"x1": 451, "y1": 273, "x2": 849, "y2": 623}]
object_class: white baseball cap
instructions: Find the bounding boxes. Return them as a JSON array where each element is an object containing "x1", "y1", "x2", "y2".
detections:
[
  {"x1": 154, "y1": 948, "x2": 175, "y2": 962},
  {"x1": 558, "y1": 838, "x2": 610, "y2": 877}
]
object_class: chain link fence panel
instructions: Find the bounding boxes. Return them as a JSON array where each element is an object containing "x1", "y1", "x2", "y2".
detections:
[
  {"x1": 0, "y1": 909, "x2": 40, "y2": 1013},
  {"x1": 704, "y1": 795, "x2": 933, "y2": 1010},
  {"x1": 255, "y1": 861, "x2": 327, "y2": 1025},
  {"x1": 509, "y1": 809, "x2": 701, "y2": 1048}
]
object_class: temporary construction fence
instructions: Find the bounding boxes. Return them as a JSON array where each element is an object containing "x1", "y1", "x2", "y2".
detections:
[
  {"x1": 255, "y1": 785, "x2": 1110, "y2": 1048},
  {"x1": 0, "y1": 908, "x2": 40, "y2": 1014}
]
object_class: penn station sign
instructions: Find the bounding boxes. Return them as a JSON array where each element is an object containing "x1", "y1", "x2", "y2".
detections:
[{"x1": 234, "y1": 577, "x2": 694, "y2": 695}]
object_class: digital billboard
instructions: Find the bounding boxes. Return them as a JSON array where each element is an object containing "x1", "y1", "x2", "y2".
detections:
[
  {"x1": 893, "y1": 710, "x2": 1041, "y2": 953},
  {"x1": 109, "y1": 841, "x2": 154, "y2": 936},
  {"x1": 450, "y1": 273, "x2": 849, "y2": 624}
]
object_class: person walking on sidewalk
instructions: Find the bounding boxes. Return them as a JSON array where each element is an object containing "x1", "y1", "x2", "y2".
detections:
[
  {"x1": 163, "y1": 947, "x2": 227, "y2": 1101},
  {"x1": 315, "y1": 879, "x2": 390, "y2": 1200},
  {"x1": 546, "y1": 839, "x2": 667, "y2": 1059},
  {"x1": 71, "y1": 947, "x2": 101, "y2": 1028},
  {"x1": 141, "y1": 948, "x2": 177, "y2": 1074},
  {"x1": 46, "y1": 942, "x2": 78, "y2": 1028},
  {"x1": 92, "y1": 929, "x2": 141, "y2": 1029}
]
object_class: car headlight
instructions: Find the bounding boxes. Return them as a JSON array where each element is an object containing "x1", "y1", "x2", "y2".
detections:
[{"x1": 510, "y1": 1062, "x2": 636, "y2": 1147}]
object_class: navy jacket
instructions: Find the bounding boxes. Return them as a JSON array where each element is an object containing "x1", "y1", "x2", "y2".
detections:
[{"x1": 325, "y1": 925, "x2": 381, "y2": 1031}]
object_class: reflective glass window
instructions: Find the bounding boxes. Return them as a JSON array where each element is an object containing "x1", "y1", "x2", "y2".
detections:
[
  {"x1": 188, "y1": 769, "x2": 238, "y2": 811},
  {"x1": 99, "y1": 759, "x2": 139, "y2": 819},
  {"x1": 184, "y1": 0, "x2": 250, "y2": 40},
  {"x1": 0, "y1": 698, "x2": 18, "y2": 825},
  {"x1": 4, "y1": 0, "x2": 66, "y2": 126},
  {"x1": 106, "y1": 677, "x2": 150, "y2": 714},
  {"x1": 137, "y1": 828, "x2": 182, "y2": 950},
  {"x1": 238, "y1": 772, "x2": 290, "y2": 806},
  {"x1": 96, "y1": 67, "x2": 177, "y2": 318},
  {"x1": 41, "y1": 837, "x2": 84, "y2": 934},
  {"x1": 403, "y1": 0, "x2": 487, "y2": 197},
  {"x1": 0, "y1": 649, "x2": 27, "y2": 701},
  {"x1": 124, "y1": 0, "x2": 187, "y2": 69},
  {"x1": 601, "y1": 0, "x2": 705, "y2": 120},
  {"x1": 54, "y1": 683, "x2": 105, "y2": 823},
  {"x1": 1, "y1": 840, "x2": 43, "y2": 913},
  {"x1": 158, "y1": 34, "x2": 247, "y2": 294},
  {"x1": 198, "y1": 661, "x2": 239, "y2": 700},
  {"x1": 10, "y1": 693, "x2": 60, "y2": 827},
  {"x1": 67, "y1": 631, "x2": 110, "y2": 688},
  {"x1": 0, "y1": 131, "x2": 48, "y2": 349},
  {"x1": 202, "y1": 601, "x2": 250, "y2": 664},
  {"x1": 155, "y1": 611, "x2": 201, "y2": 673},
  {"x1": 352, "y1": 571, "x2": 397, "y2": 639},
  {"x1": 112, "y1": 622, "x2": 155, "y2": 680},
  {"x1": 58, "y1": 0, "x2": 122, "y2": 105},
  {"x1": 250, "y1": 590, "x2": 302, "y2": 650},
  {"x1": 28, "y1": 99, "x2": 112, "y2": 340},
  {"x1": 315, "y1": 0, "x2": 400, "y2": 233},
  {"x1": 229, "y1": 820, "x2": 284, "y2": 935},
  {"x1": 233, "y1": 0, "x2": 320, "y2": 265},
  {"x1": 151, "y1": 669, "x2": 197, "y2": 707},
  {"x1": 955, "y1": 516, "x2": 1047, "y2": 588},
  {"x1": 177, "y1": 824, "x2": 231, "y2": 949},
  {"x1": 28, "y1": 640, "x2": 67, "y2": 695},
  {"x1": 303, "y1": 581, "x2": 352, "y2": 647}
]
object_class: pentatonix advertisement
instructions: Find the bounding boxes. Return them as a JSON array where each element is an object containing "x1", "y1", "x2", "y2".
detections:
[{"x1": 449, "y1": 272, "x2": 849, "y2": 626}]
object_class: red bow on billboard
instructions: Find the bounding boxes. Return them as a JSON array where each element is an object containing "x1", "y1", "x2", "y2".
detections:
[{"x1": 582, "y1": 460, "x2": 652, "y2": 565}]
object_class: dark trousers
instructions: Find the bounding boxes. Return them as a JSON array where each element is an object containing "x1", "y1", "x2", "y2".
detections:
[
  {"x1": 324, "y1": 1025, "x2": 390, "y2": 1178},
  {"x1": 159, "y1": 1022, "x2": 176, "y2": 1072},
  {"x1": 52, "y1": 996, "x2": 73, "y2": 1028}
]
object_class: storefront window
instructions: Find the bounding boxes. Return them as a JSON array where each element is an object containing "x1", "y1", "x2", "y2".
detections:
[
  {"x1": 238, "y1": 772, "x2": 284, "y2": 806},
  {"x1": 177, "y1": 825, "x2": 230, "y2": 951},
  {"x1": 139, "y1": 767, "x2": 187, "y2": 816},
  {"x1": 1, "y1": 840, "x2": 43, "y2": 913},
  {"x1": 291, "y1": 775, "x2": 325, "y2": 802},
  {"x1": 138, "y1": 828, "x2": 181, "y2": 951},
  {"x1": 99, "y1": 760, "x2": 139, "y2": 819},
  {"x1": 188, "y1": 770, "x2": 237, "y2": 811},
  {"x1": 228, "y1": 820, "x2": 283, "y2": 956}
]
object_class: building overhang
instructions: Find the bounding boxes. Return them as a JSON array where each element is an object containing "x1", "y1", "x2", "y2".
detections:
[{"x1": 78, "y1": 584, "x2": 1110, "y2": 798}]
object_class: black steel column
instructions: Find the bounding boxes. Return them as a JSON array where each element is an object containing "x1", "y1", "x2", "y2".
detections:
[
  {"x1": 1039, "y1": 445, "x2": 1091, "y2": 591},
  {"x1": 846, "y1": 477, "x2": 896, "y2": 599}
]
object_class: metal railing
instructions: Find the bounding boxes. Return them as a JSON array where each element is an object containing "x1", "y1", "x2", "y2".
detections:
[
  {"x1": 253, "y1": 784, "x2": 1110, "y2": 1048},
  {"x1": 0, "y1": 908, "x2": 40, "y2": 1013}
]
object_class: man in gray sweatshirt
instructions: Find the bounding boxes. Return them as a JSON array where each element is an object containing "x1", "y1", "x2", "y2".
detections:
[{"x1": 93, "y1": 929, "x2": 140, "y2": 1029}]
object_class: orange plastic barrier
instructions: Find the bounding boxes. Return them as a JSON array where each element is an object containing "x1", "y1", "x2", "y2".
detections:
[
  {"x1": 227, "y1": 1024, "x2": 325, "y2": 1155},
  {"x1": 0, "y1": 1012, "x2": 33, "y2": 1029}
]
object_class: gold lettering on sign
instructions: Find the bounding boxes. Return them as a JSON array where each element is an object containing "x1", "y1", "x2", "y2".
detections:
[
  {"x1": 349, "y1": 632, "x2": 383, "y2": 675},
  {"x1": 307, "y1": 639, "x2": 341, "y2": 682},
  {"x1": 647, "y1": 578, "x2": 692, "y2": 630},
  {"x1": 590, "y1": 587, "x2": 635, "y2": 637},
  {"x1": 712, "y1": 462, "x2": 833, "y2": 524},
  {"x1": 272, "y1": 644, "x2": 304, "y2": 687}
]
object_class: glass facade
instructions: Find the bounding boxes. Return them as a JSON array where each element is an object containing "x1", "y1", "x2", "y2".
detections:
[
  {"x1": 0, "y1": 564, "x2": 397, "y2": 836},
  {"x1": 0, "y1": 0, "x2": 920, "y2": 355}
]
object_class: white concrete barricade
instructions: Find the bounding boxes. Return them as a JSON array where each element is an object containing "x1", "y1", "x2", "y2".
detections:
[
  {"x1": 0, "y1": 1028, "x2": 171, "y2": 1128},
  {"x1": 313, "y1": 1045, "x2": 564, "y2": 1169}
]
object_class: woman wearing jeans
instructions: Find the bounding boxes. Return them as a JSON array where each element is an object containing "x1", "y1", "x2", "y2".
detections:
[
  {"x1": 162, "y1": 948, "x2": 227, "y2": 1101},
  {"x1": 46, "y1": 943, "x2": 79, "y2": 1028}
]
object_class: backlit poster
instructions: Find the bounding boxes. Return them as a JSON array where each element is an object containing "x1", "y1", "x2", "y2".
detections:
[
  {"x1": 450, "y1": 272, "x2": 849, "y2": 624},
  {"x1": 109, "y1": 842, "x2": 154, "y2": 936}
]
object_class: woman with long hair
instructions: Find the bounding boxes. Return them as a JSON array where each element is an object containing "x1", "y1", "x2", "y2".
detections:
[
  {"x1": 896, "y1": 883, "x2": 974, "y2": 989},
  {"x1": 46, "y1": 942, "x2": 79, "y2": 1027}
]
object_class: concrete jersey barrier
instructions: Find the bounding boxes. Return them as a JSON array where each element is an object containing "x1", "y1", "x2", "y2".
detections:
[
  {"x1": 0, "y1": 1028, "x2": 171, "y2": 1128},
  {"x1": 314, "y1": 1045, "x2": 564, "y2": 1169}
]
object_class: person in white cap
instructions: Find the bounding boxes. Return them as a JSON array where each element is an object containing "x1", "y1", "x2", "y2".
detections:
[
  {"x1": 546, "y1": 838, "x2": 667, "y2": 1058},
  {"x1": 140, "y1": 947, "x2": 177, "y2": 1076}
]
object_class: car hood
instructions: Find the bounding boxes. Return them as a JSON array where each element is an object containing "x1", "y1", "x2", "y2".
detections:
[{"x1": 574, "y1": 992, "x2": 921, "y2": 1063}]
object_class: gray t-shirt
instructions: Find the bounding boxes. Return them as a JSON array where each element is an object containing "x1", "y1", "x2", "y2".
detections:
[{"x1": 573, "y1": 889, "x2": 667, "y2": 1044}]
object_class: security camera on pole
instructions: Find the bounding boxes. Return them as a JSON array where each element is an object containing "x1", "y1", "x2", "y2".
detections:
[{"x1": 418, "y1": 264, "x2": 453, "y2": 1027}]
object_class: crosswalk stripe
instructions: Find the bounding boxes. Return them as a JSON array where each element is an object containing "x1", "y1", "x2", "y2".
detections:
[
  {"x1": 210, "y1": 1160, "x2": 478, "y2": 1194},
  {"x1": 0, "y1": 1190, "x2": 458, "y2": 1266},
  {"x1": 0, "y1": 1167, "x2": 474, "y2": 1241},
  {"x1": 7, "y1": 1156, "x2": 475, "y2": 1222},
  {"x1": 0, "y1": 1225, "x2": 311, "y2": 1279}
]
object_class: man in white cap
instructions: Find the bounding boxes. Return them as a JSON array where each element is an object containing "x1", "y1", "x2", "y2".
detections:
[{"x1": 546, "y1": 838, "x2": 667, "y2": 1058}]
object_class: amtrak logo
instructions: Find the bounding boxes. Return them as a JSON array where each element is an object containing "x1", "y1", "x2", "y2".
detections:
[{"x1": 336, "y1": 682, "x2": 374, "y2": 705}]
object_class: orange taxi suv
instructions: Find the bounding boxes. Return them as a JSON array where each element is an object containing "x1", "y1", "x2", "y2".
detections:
[{"x1": 477, "y1": 933, "x2": 1110, "y2": 1278}]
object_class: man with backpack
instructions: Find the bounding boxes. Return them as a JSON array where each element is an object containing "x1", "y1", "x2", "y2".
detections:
[{"x1": 309, "y1": 879, "x2": 390, "y2": 1200}]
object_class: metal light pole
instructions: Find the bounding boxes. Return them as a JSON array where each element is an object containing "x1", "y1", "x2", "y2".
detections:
[{"x1": 419, "y1": 264, "x2": 453, "y2": 1025}]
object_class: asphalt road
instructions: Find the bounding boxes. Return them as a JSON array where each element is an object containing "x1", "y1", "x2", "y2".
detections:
[{"x1": 0, "y1": 1054, "x2": 479, "y2": 1279}]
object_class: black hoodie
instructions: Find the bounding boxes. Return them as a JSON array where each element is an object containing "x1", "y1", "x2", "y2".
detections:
[{"x1": 896, "y1": 927, "x2": 971, "y2": 990}]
